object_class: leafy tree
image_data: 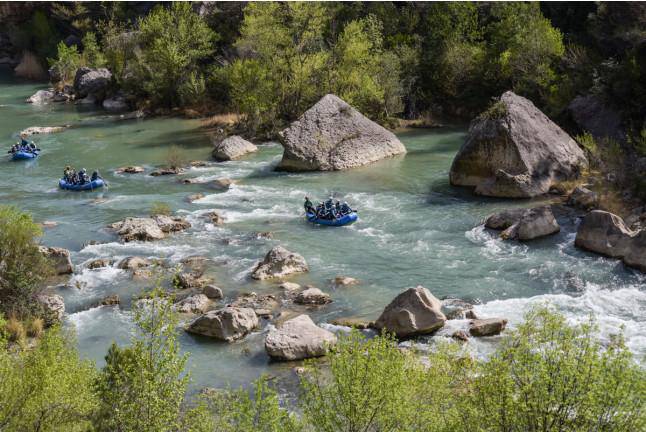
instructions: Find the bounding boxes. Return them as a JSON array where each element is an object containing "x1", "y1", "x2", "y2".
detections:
[
  {"x1": 203, "y1": 376, "x2": 302, "y2": 432},
  {"x1": 465, "y1": 306, "x2": 646, "y2": 432},
  {"x1": 81, "y1": 32, "x2": 106, "y2": 68},
  {"x1": 48, "y1": 41, "x2": 82, "y2": 84},
  {"x1": 301, "y1": 331, "x2": 420, "y2": 432},
  {"x1": 0, "y1": 325, "x2": 98, "y2": 431},
  {"x1": 93, "y1": 289, "x2": 191, "y2": 432},
  {"x1": 0, "y1": 206, "x2": 52, "y2": 319},
  {"x1": 134, "y1": 2, "x2": 218, "y2": 107}
]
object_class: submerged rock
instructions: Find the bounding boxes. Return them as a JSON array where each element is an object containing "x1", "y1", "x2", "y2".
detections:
[
  {"x1": 209, "y1": 178, "x2": 234, "y2": 190},
  {"x1": 21, "y1": 125, "x2": 69, "y2": 136},
  {"x1": 86, "y1": 258, "x2": 113, "y2": 269},
  {"x1": 116, "y1": 166, "x2": 145, "y2": 174},
  {"x1": 329, "y1": 317, "x2": 373, "y2": 329},
  {"x1": 205, "y1": 211, "x2": 224, "y2": 225},
  {"x1": 103, "y1": 96, "x2": 128, "y2": 112},
  {"x1": 39, "y1": 246, "x2": 73, "y2": 275},
  {"x1": 150, "y1": 167, "x2": 183, "y2": 176},
  {"x1": 374, "y1": 286, "x2": 446, "y2": 338},
  {"x1": 575, "y1": 210, "x2": 646, "y2": 272},
  {"x1": 186, "y1": 193, "x2": 204, "y2": 203},
  {"x1": 186, "y1": 307, "x2": 258, "y2": 342},
  {"x1": 469, "y1": 318, "x2": 507, "y2": 337},
  {"x1": 203, "y1": 285, "x2": 223, "y2": 299},
  {"x1": 99, "y1": 294, "x2": 120, "y2": 306},
  {"x1": 450, "y1": 91, "x2": 587, "y2": 198},
  {"x1": 251, "y1": 246, "x2": 309, "y2": 280},
  {"x1": 277, "y1": 94, "x2": 406, "y2": 171},
  {"x1": 212, "y1": 135, "x2": 258, "y2": 161},
  {"x1": 265, "y1": 314, "x2": 337, "y2": 361},
  {"x1": 26, "y1": 89, "x2": 54, "y2": 104},
  {"x1": 332, "y1": 276, "x2": 359, "y2": 286}
]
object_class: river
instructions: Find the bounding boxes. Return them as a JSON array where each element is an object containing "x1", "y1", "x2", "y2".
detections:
[{"x1": 1, "y1": 67, "x2": 644, "y2": 390}]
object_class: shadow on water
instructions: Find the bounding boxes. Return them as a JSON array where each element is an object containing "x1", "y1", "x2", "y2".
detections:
[{"x1": 134, "y1": 126, "x2": 211, "y2": 150}]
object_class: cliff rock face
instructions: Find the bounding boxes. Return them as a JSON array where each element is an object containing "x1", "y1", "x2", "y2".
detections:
[
  {"x1": 277, "y1": 94, "x2": 406, "y2": 171},
  {"x1": 450, "y1": 91, "x2": 588, "y2": 198}
]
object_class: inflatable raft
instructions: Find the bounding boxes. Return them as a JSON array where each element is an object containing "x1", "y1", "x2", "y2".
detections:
[
  {"x1": 306, "y1": 212, "x2": 358, "y2": 227},
  {"x1": 59, "y1": 178, "x2": 105, "y2": 191},
  {"x1": 12, "y1": 151, "x2": 39, "y2": 160}
]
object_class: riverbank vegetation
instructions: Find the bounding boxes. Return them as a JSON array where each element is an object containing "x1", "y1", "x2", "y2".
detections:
[
  {"x1": 1, "y1": 294, "x2": 644, "y2": 431},
  {"x1": 17, "y1": 2, "x2": 641, "y2": 144}
]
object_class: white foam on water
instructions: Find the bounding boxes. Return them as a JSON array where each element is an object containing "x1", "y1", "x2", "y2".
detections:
[
  {"x1": 465, "y1": 225, "x2": 529, "y2": 259},
  {"x1": 475, "y1": 283, "x2": 646, "y2": 360},
  {"x1": 68, "y1": 266, "x2": 127, "y2": 291}
]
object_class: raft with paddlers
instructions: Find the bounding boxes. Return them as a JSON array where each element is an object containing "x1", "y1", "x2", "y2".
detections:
[
  {"x1": 12, "y1": 150, "x2": 39, "y2": 160},
  {"x1": 59, "y1": 178, "x2": 105, "y2": 191},
  {"x1": 303, "y1": 195, "x2": 358, "y2": 227},
  {"x1": 306, "y1": 211, "x2": 358, "y2": 227}
]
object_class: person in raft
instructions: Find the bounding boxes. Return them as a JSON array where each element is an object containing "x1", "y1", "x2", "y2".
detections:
[
  {"x1": 305, "y1": 196, "x2": 354, "y2": 220},
  {"x1": 8, "y1": 134, "x2": 40, "y2": 154}
]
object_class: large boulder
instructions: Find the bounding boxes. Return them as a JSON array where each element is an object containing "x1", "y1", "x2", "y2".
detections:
[
  {"x1": 294, "y1": 287, "x2": 332, "y2": 305},
  {"x1": 186, "y1": 307, "x2": 258, "y2": 342},
  {"x1": 488, "y1": 206, "x2": 561, "y2": 241},
  {"x1": 212, "y1": 135, "x2": 258, "y2": 161},
  {"x1": 251, "y1": 246, "x2": 308, "y2": 280},
  {"x1": 38, "y1": 246, "x2": 73, "y2": 275},
  {"x1": 265, "y1": 314, "x2": 337, "y2": 361},
  {"x1": 575, "y1": 210, "x2": 646, "y2": 271},
  {"x1": 374, "y1": 286, "x2": 446, "y2": 338},
  {"x1": 450, "y1": 91, "x2": 588, "y2": 198},
  {"x1": 568, "y1": 186, "x2": 599, "y2": 210},
  {"x1": 26, "y1": 89, "x2": 54, "y2": 104},
  {"x1": 469, "y1": 318, "x2": 508, "y2": 337},
  {"x1": 173, "y1": 293, "x2": 211, "y2": 314},
  {"x1": 73, "y1": 67, "x2": 112, "y2": 101},
  {"x1": 277, "y1": 94, "x2": 406, "y2": 171}
]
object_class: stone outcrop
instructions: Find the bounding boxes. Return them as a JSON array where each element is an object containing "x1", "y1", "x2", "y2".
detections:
[
  {"x1": 212, "y1": 135, "x2": 258, "y2": 161},
  {"x1": 568, "y1": 94, "x2": 625, "y2": 143},
  {"x1": 575, "y1": 210, "x2": 646, "y2": 272},
  {"x1": 86, "y1": 258, "x2": 113, "y2": 269},
  {"x1": 116, "y1": 166, "x2": 145, "y2": 174},
  {"x1": 485, "y1": 206, "x2": 560, "y2": 241},
  {"x1": 37, "y1": 294, "x2": 65, "y2": 325},
  {"x1": 374, "y1": 286, "x2": 446, "y2": 338},
  {"x1": 265, "y1": 314, "x2": 337, "y2": 361},
  {"x1": 109, "y1": 216, "x2": 190, "y2": 242},
  {"x1": 568, "y1": 186, "x2": 599, "y2": 210},
  {"x1": 277, "y1": 94, "x2": 406, "y2": 171},
  {"x1": 186, "y1": 307, "x2": 258, "y2": 342},
  {"x1": 450, "y1": 91, "x2": 588, "y2": 197},
  {"x1": 251, "y1": 246, "x2": 308, "y2": 280},
  {"x1": 174, "y1": 272, "x2": 212, "y2": 289},
  {"x1": 74, "y1": 67, "x2": 112, "y2": 101},
  {"x1": 39, "y1": 246, "x2": 73, "y2": 275},
  {"x1": 203, "y1": 285, "x2": 223, "y2": 299},
  {"x1": 469, "y1": 318, "x2": 507, "y2": 337},
  {"x1": 230, "y1": 293, "x2": 280, "y2": 318}
]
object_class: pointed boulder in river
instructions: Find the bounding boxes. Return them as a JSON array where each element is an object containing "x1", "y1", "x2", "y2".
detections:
[
  {"x1": 374, "y1": 286, "x2": 446, "y2": 338},
  {"x1": 277, "y1": 94, "x2": 406, "y2": 171},
  {"x1": 449, "y1": 91, "x2": 588, "y2": 198}
]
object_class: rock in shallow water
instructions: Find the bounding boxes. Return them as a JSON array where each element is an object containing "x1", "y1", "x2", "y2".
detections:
[
  {"x1": 277, "y1": 94, "x2": 406, "y2": 171},
  {"x1": 39, "y1": 246, "x2": 73, "y2": 275},
  {"x1": 485, "y1": 206, "x2": 560, "y2": 241},
  {"x1": 265, "y1": 314, "x2": 337, "y2": 361},
  {"x1": 294, "y1": 287, "x2": 331, "y2": 305},
  {"x1": 575, "y1": 210, "x2": 646, "y2": 272},
  {"x1": 109, "y1": 216, "x2": 190, "y2": 242},
  {"x1": 26, "y1": 89, "x2": 54, "y2": 104},
  {"x1": 251, "y1": 246, "x2": 308, "y2": 280},
  {"x1": 186, "y1": 307, "x2": 258, "y2": 342},
  {"x1": 173, "y1": 293, "x2": 211, "y2": 314},
  {"x1": 469, "y1": 318, "x2": 507, "y2": 337},
  {"x1": 450, "y1": 91, "x2": 587, "y2": 198},
  {"x1": 21, "y1": 125, "x2": 69, "y2": 136},
  {"x1": 374, "y1": 286, "x2": 446, "y2": 338},
  {"x1": 212, "y1": 135, "x2": 258, "y2": 161}
]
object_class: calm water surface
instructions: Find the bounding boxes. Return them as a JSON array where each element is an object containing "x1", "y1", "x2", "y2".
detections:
[{"x1": 1, "y1": 68, "x2": 644, "y2": 390}]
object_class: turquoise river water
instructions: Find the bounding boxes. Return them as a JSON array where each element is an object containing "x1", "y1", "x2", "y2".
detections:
[{"x1": 1, "y1": 68, "x2": 644, "y2": 391}]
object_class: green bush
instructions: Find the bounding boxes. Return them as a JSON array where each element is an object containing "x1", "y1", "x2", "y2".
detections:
[
  {"x1": 478, "y1": 100, "x2": 507, "y2": 121},
  {"x1": 576, "y1": 131, "x2": 599, "y2": 156},
  {"x1": 81, "y1": 32, "x2": 106, "y2": 68},
  {"x1": 0, "y1": 325, "x2": 98, "y2": 431},
  {"x1": 150, "y1": 202, "x2": 171, "y2": 217},
  {"x1": 48, "y1": 41, "x2": 82, "y2": 85},
  {"x1": 0, "y1": 206, "x2": 52, "y2": 319}
]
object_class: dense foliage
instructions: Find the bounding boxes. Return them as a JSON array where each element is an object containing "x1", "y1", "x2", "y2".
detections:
[
  {"x1": 0, "y1": 206, "x2": 51, "y2": 319},
  {"x1": 1, "y1": 302, "x2": 644, "y2": 431},
  {"x1": 36, "y1": 2, "x2": 645, "y2": 143}
]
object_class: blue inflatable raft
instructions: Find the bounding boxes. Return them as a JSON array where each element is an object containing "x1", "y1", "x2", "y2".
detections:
[
  {"x1": 306, "y1": 212, "x2": 358, "y2": 227},
  {"x1": 12, "y1": 151, "x2": 39, "y2": 160},
  {"x1": 59, "y1": 178, "x2": 105, "y2": 191}
]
